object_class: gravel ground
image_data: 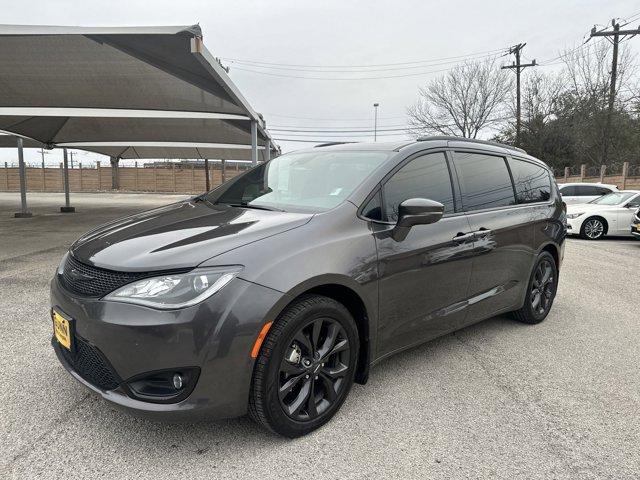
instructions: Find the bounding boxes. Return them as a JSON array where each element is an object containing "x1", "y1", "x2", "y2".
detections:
[{"x1": 1, "y1": 192, "x2": 639, "y2": 479}]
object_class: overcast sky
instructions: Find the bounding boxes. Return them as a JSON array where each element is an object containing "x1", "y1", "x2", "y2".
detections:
[{"x1": 0, "y1": 0, "x2": 638, "y2": 165}]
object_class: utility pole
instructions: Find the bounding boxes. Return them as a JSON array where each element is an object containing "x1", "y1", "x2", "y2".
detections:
[
  {"x1": 590, "y1": 19, "x2": 640, "y2": 163},
  {"x1": 502, "y1": 43, "x2": 536, "y2": 147}
]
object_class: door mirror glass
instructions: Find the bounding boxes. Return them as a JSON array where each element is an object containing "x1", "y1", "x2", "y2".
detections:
[{"x1": 396, "y1": 198, "x2": 444, "y2": 228}]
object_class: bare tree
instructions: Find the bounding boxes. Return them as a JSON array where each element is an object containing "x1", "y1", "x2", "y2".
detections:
[{"x1": 407, "y1": 58, "x2": 512, "y2": 138}]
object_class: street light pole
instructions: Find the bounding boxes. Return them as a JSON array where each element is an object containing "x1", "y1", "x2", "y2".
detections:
[{"x1": 373, "y1": 103, "x2": 379, "y2": 142}]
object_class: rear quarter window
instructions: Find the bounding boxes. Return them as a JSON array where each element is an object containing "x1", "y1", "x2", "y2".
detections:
[{"x1": 508, "y1": 158, "x2": 551, "y2": 204}]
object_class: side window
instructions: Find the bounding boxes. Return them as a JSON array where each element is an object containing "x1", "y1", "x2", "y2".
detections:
[
  {"x1": 508, "y1": 158, "x2": 551, "y2": 204},
  {"x1": 383, "y1": 152, "x2": 454, "y2": 222},
  {"x1": 559, "y1": 185, "x2": 575, "y2": 195},
  {"x1": 453, "y1": 152, "x2": 515, "y2": 211},
  {"x1": 574, "y1": 185, "x2": 599, "y2": 196},
  {"x1": 595, "y1": 186, "x2": 612, "y2": 195},
  {"x1": 361, "y1": 190, "x2": 382, "y2": 220}
]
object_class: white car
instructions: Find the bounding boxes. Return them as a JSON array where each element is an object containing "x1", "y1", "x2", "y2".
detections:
[
  {"x1": 566, "y1": 190, "x2": 640, "y2": 239},
  {"x1": 559, "y1": 182, "x2": 619, "y2": 205}
]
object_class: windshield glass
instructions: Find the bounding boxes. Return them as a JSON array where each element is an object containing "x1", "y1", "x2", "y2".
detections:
[
  {"x1": 590, "y1": 192, "x2": 637, "y2": 205},
  {"x1": 206, "y1": 150, "x2": 391, "y2": 213}
]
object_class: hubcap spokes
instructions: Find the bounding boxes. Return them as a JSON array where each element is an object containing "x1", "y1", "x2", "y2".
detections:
[
  {"x1": 531, "y1": 260, "x2": 555, "y2": 316},
  {"x1": 278, "y1": 318, "x2": 350, "y2": 421},
  {"x1": 585, "y1": 220, "x2": 603, "y2": 239}
]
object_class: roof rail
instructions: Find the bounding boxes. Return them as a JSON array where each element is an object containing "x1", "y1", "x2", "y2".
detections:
[
  {"x1": 313, "y1": 141, "x2": 356, "y2": 148},
  {"x1": 416, "y1": 135, "x2": 527, "y2": 154}
]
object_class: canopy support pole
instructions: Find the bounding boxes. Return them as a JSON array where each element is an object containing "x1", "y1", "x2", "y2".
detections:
[
  {"x1": 251, "y1": 120, "x2": 258, "y2": 166},
  {"x1": 264, "y1": 139, "x2": 271, "y2": 162},
  {"x1": 110, "y1": 156, "x2": 119, "y2": 190},
  {"x1": 14, "y1": 137, "x2": 32, "y2": 218},
  {"x1": 221, "y1": 159, "x2": 226, "y2": 184},
  {"x1": 60, "y1": 148, "x2": 75, "y2": 213},
  {"x1": 204, "y1": 158, "x2": 210, "y2": 191}
]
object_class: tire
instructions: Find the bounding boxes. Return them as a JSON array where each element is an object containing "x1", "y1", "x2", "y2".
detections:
[
  {"x1": 580, "y1": 216, "x2": 606, "y2": 240},
  {"x1": 511, "y1": 251, "x2": 558, "y2": 325},
  {"x1": 248, "y1": 294, "x2": 359, "y2": 437}
]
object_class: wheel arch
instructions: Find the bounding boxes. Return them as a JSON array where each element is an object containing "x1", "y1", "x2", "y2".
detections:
[
  {"x1": 264, "y1": 275, "x2": 374, "y2": 385},
  {"x1": 539, "y1": 243, "x2": 561, "y2": 272}
]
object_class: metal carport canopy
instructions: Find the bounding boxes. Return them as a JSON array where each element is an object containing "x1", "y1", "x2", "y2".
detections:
[
  {"x1": 0, "y1": 24, "x2": 277, "y2": 216},
  {"x1": 0, "y1": 24, "x2": 276, "y2": 161}
]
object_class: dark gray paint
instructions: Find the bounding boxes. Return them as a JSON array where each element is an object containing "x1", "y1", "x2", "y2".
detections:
[{"x1": 50, "y1": 138, "x2": 565, "y2": 420}]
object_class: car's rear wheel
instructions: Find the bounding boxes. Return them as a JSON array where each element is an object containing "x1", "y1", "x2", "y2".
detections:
[
  {"x1": 248, "y1": 294, "x2": 358, "y2": 437},
  {"x1": 511, "y1": 251, "x2": 558, "y2": 324},
  {"x1": 580, "y1": 217, "x2": 606, "y2": 240}
]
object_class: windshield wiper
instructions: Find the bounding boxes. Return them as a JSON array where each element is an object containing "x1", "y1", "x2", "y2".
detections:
[{"x1": 225, "y1": 202, "x2": 284, "y2": 212}]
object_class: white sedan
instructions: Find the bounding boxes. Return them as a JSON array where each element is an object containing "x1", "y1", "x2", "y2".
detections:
[{"x1": 566, "y1": 190, "x2": 640, "y2": 240}]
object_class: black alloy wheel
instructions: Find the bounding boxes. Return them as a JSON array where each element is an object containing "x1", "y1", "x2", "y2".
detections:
[
  {"x1": 249, "y1": 295, "x2": 358, "y2": 437},
  {"x1": 512, "y1": 251, "x2": 558, "y2": 324},
  {"x1": 278, "y1": 317, "x2": 350, "y2": 421},
  {"x1": 530, "y1": 258, "x2": 555, "y2": 318}
]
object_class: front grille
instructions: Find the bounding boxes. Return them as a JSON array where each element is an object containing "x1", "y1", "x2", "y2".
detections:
[
  {"x1": 61, "y1": 254, "x2": 150, "y2": 297},
  {"x1": 58, "y1": 335, "x2": 121, "y2": 391}
]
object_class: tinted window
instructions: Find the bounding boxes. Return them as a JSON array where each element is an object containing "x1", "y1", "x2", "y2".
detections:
[
  {"x1": 383, "y1": 152, "x2": 454, "y2": 222},
  {"x1": 362, "y1": 190, "x2": 382, "y2": 220},
  {"x1": 594, "y1": 186, "x2": 613, "y2": 195},
  {"x1": 559, "y1": 185, "x2": 575, "y2": 195},
  {"x1": 508, "y1": 158, "x2": 551, "y2": 204},
  {"x1": 574, "y1": 185, "x2": 602, "y2": 196},
  {"x1": 453, "y1": 152, "x2": 515, "y2": 211}
]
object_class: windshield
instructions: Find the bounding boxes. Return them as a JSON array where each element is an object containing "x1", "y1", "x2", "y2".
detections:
[
  {"x1": 206, "y1": 150, "x2": 391, "y2": 213},
  {"x1": 590, "y1": 192, "x2": 637, "y2": 205}
]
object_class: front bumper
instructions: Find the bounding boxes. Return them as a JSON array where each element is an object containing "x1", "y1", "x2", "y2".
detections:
[
  {"x1": 50, "y1": 275, "x2": 286, "y2": 421},
  {"x1": 565, "y1": 216, "x2": 584, "y2": 235}
]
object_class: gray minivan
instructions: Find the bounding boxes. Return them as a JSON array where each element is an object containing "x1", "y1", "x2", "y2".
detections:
[{"x1": 51, "y1": 136, "x2": 565, "y2": 437}]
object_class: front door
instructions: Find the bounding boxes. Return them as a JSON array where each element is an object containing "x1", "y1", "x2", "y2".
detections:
[{"x1": 374, "y1": 151, "x2": 475, "y2": 358}]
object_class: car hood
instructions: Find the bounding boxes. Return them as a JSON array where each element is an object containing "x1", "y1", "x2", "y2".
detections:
[{"x1": 70, "y1": 200, "x2": 313, "y2": 271}]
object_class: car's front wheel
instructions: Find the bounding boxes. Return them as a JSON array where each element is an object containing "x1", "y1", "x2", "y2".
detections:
[
  {"x1": 249, "y1": 294, "x2": 358, "y2": 437},
  {"x1": 580, "y1": 217, "x2": 606, "y2": 240}
]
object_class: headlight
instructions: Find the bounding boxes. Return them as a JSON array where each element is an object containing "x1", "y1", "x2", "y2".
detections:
[
  {"x1": 103, "y1": 266, "x2": 243, "y2": 309},
  {"x1": 566, "y1": 212, "x2": 585, "y2": 219}
]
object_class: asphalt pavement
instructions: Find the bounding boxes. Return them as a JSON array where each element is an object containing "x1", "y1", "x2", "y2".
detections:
[{"x1": 1, "y1": 192, "x2": 639, "y2": 479}]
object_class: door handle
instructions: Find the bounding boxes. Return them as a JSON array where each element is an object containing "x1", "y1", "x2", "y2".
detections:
[
  {"x1": 452, "y1": 232, "x2": 475, "y2": 243},
  {"x1": 473, "y1": 228, "x2": 492, "y2": 238}
]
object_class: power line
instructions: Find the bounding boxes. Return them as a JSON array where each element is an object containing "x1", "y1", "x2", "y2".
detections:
[
  {"x1": 274, "y1": 137, "x2": 413, "y2": 143},
  {"x1": 269, "y1": 122, "x2": 408, "y2": 129},
  {"x1": 274, "y1": 131, "x2": 410, "y2": 138},
  {"x1": 222, "y1": 48, "x2": 505, "y2": 69},
  {"x1": 270, "y1": 127, "x2": 408, "y2": 133},
  {"x1": 227, "y1": 52, "x2": 501, "y2": 73},
  {"x1": 233, "y1": 54, "x2": 502, "y2": 80}
]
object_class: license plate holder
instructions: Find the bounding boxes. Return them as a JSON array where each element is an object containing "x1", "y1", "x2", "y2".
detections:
[{"x1": 52, "y1": 309, "x2": 73, "y2": 351}]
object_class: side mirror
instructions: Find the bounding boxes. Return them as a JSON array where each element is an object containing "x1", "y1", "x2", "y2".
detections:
[
  {"x1": 627, "y1": 203, "x2": 640, "y2": 209},
  {"x1": 393, "y1": 198, "x2": 444, "y2": 240}
]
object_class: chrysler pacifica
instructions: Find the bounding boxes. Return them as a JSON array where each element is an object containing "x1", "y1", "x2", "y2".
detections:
[{"x1": 51, "y1": 137, "x2": 565, "y2": 437}]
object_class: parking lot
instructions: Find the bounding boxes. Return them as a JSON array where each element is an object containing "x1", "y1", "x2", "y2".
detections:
[{"x1": 2, "y1": 192, "x2": 639, "y2": 480}]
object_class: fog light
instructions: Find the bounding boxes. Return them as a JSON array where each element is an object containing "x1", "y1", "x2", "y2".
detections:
[
  {"x1": 172, "y1": 373, "x2": 183, "y2": 390},
  {"x1": 125, "y1": 367, "x2": 200, "y2": 403}
]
